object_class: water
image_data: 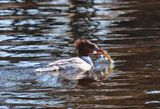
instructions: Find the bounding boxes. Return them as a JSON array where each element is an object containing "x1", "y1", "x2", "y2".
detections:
[{"x1": 0, "y1": 0, "x2": 160, "y2": 108}]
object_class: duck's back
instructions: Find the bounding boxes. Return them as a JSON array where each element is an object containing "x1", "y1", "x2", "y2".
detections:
[{"x1": 36, "y1": 57, "x2": 92, "y2": 80}]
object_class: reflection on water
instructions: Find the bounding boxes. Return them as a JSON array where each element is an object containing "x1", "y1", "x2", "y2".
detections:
[{"x1": 0, "y1": 0, "x2": 160, "y2": 108}]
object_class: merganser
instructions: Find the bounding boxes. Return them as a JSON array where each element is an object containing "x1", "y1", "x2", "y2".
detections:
[{"x1": 36, "y1": 39, "x2": 113, "y2": 80}]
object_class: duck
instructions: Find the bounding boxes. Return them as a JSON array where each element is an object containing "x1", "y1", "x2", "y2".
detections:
[{"x1": 36, "y1": 39, "x2": 113, "y2": 80}]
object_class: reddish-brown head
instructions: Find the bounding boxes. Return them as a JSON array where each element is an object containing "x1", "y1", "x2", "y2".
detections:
[{"x1": 74, "y1": 39, "x2": 99, "y2": 56}]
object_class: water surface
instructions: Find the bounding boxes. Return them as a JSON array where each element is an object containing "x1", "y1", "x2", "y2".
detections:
[{"x1": 0, "y1": 0, "x2": 160, "y2": 108}]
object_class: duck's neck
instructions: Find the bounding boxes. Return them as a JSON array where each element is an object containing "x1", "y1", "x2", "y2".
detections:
[{"x1": 80, "y1": 56, "x2": 93, "y2": 67}]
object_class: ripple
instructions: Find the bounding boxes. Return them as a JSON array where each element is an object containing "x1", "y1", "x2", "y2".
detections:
[
  {"x1": 14, "y1": 61, "x2": 40, "y2": 67},
  {"x1": 5, "y1": 98, "x2": 65, "y2": 106},
  {"x1": 0, "y1": 0, "x2": 13, "y2": 3},
  {"x1": 0, "y1": 19, "x2": 13, "y2": 27},
  {"x1": 145, "y1": 101, "x2": 160, "y2": 104},
  {"x1": 14, "y1": 19, "x2": 43, "y2": 26},
  {"x1": 0, "y1": 10, "x2": 14, "y2": 16},
  {"x1": 146, "y1": 90, "x2": 160, "y2": 94}
]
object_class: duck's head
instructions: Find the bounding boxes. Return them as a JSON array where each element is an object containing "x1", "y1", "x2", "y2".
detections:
[{"x1": 74, "y1": 39, "x2": 100, "y2": 57}]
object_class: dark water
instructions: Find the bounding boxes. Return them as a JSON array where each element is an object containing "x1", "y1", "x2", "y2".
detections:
[{"x1": 0, "y1": 0, "x2": 160, "y2": 108}]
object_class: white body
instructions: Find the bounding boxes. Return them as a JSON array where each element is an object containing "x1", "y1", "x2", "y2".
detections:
[{"x1": 36, "y1": 57, "x2": 93, "y2": 80}]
